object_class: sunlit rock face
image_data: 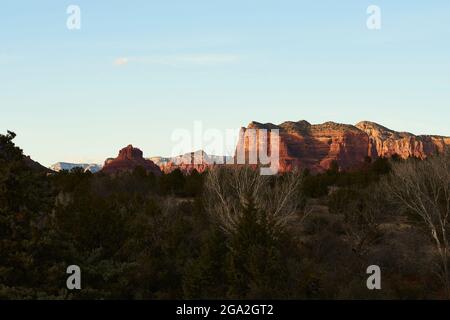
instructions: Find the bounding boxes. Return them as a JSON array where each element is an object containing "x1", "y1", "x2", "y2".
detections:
[
  {"x1": 237, "y1": 120, "x2": 449, "y2": 173},
  {"x1": 356, "y1": 121, "x2": 450, "y2": 160},
  {"x1": 100, "y1": 122, "x2": 449, "y2": 175}
]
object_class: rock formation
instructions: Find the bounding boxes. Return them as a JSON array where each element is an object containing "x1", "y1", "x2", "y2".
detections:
[
  {"x1": 356, "y1": 121, "x2": 450, "y2": 159},
  {"x1": 102, "y1": 145, "x2": 162, "y2": 175},
  {"x1": 236, "y1": 120, "x2": 450, "y2": 173},
  {"x1": 99, "y1": 121, "x2": 449, "y2": 175},
  {"x1": 156, "y1": 150, "x2": 232, "y2": 174}
]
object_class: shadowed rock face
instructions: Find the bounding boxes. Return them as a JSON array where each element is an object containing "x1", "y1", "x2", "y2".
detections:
[
  {"x1": 102, "y1": 145, "x2": 162, "y2": 175},
  {"x1": 237, "y1": 120, "x2": 450, "y2": 173}
]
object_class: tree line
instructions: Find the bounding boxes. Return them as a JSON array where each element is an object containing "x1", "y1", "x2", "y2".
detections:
[{"x1": 1, "y1": 131, "x2": 449, "y2": 299}]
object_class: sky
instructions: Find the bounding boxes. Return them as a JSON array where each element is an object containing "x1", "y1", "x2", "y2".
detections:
[{"x1": 0, "y1": 0, "x2": 449, "y2": 166}]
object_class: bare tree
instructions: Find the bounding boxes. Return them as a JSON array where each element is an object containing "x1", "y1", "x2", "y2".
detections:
[
  {"x1": 332, "y1": 187, "x2": 384, "y2": 259},
  {"x1": 203, "y1": 166, "x2": 310, "y2": 235},
  {"x1": 384, "y1": 152, "x2": 450, "y2": 298}
]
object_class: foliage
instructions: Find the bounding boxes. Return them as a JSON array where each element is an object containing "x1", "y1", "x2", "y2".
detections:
[{"x1": 0, "y1": 131, "x2": 447, "y2": 299}]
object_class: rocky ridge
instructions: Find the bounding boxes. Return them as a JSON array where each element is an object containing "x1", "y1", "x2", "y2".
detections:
[{"x1": 236, "y1": 120, "x2": 450, "y2": 173}]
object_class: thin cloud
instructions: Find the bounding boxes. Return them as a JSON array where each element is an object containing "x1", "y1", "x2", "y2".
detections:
[
  {"x1": 113, "y1": 54, "x2": 239, "y2": 67},
  {"x1": 114, "y1": 57, "x2": 129, "y2": 66}
]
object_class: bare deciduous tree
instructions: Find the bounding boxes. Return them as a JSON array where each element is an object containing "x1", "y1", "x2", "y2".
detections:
[
  {"x1": 204, "y1": 166, "x2": 310, "y2": 235},
  {"x1": 341, "y1": 187, "x2": 384, "y2": 259},
  {"x1": 384, "y1": 152, "x2": 450, "y2": 298}
]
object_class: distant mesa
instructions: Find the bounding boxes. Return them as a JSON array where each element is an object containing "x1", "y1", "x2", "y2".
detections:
[
  {"x1": 153, "y1": 150, "x2": 233, "y2": 174},
  {"x1": 101, "y1": 144, "x2": 162, "y2": 175},
  {"x1": 355, "y1": 121, "x2": 450, "y2": 160},
  {"x1": 50, "y1": 162, "x2": 102, "y2": 173},
  {"x1": 236, "y1": 120, "x2": 450, "y2": 173}
]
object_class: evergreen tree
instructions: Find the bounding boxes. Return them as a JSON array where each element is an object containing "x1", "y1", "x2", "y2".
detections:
[{"x1": 226, "y1": 195, "x2": 288, "y2": 299}]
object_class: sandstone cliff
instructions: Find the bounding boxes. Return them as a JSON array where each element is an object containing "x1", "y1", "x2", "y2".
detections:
[
  {"x1": 236, "y1": 120, "x2": 449, "y2": 173},
  {"x1": 356, "y1": 121, "x2": 450, "y2": 159}
]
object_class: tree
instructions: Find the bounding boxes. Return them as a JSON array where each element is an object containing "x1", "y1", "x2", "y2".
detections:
[
  {"x1": 203, "y1": 166, "x2": 311, "y2": 298},
  {"x1": 329, "y1": 187, "x2": 383, "y2": 259},
  {"x1": 226, "y1": 195, "x2": 287, "y2": 298},
  {"x1": 203, "y1": 166, "x2": 309, "y2": 235},
  {"x1": 159, "y1": 169, "x2": 185, "y2": 196},
  {"x1": 182, "y1": 229, "x2": 227, "y2": 298},
  {"x1": 183, "y1": 169, "x2": 204, "y2": 197},
  {"x1": 0, "y1": 131, "x2": 56, "y2": 298},
  {"x1": 384, "y1": 153, "x2": 450, "y2": 298}
]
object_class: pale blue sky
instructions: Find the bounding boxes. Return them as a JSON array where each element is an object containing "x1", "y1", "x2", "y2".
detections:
[{"x1": 1, "y1": 1, "x2": 449, "y2": 166}]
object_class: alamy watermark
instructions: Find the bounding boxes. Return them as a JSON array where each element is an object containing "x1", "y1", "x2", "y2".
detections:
[
  {"x1": 171, "y1": 121, "x2": 280, "y2": 175},
  {"x1": 366, "y1": 265, "x2": 381, "y2": 290},
  {"x1": 66, "y1": 265, "x2": 81, "y2": 290},
  {"x1": 65, "y1": 5, "x2": 380, "y2": 31},
  {"x1": 367, "y1": 5, "x2": 381, "y2": 30},
  {"x1": 66, "y1": 5, "x2": 81, "y2": 30}
]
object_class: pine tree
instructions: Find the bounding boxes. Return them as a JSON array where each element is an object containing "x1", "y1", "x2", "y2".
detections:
[{"x1": 226, "y1": 194, "x2": 287, "y2": 299}]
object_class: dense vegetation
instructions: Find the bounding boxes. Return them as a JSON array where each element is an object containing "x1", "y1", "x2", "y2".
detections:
[{"x1": 0, "y1": 131, "x2": 449, "y2": 299}]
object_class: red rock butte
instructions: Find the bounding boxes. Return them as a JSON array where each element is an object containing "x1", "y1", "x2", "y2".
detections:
[
  {"x1": 102, "y1": 144, "x2": 162, "y2": 175},
  {"x1": 236, "y1": 120, "x2": 450, "y2": 173}
]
